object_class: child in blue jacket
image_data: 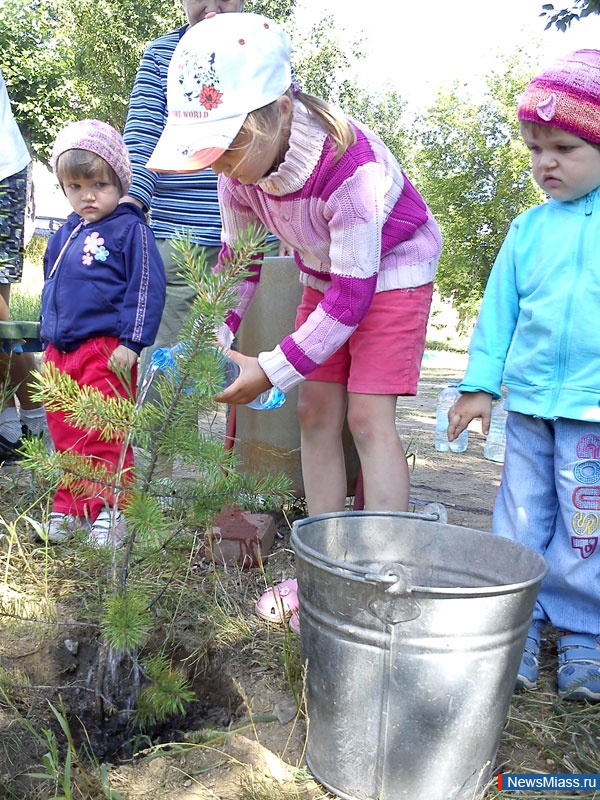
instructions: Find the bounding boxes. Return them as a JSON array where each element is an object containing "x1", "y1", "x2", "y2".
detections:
[
  {"x1": 41, "y1": 120, "x2": 166, "y2": 546},
  {"x1": 448, "y1": 50, "x2": 600, "y2": 702}
]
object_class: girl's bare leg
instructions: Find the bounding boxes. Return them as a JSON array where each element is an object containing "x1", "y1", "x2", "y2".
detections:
[
  {"x1": 7, "y1": 351, "x2": 40, "y2": 410},
  {"x1": 347, "y1": 392, "x2": 409, "y2": 511},
  {"x1": 297, "y1": 381, "x2": 348, "y2": 516}
]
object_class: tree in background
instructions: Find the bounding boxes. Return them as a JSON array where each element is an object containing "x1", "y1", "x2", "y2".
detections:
[
  {"x1": 247, "y1": 0, "x2": 296, "y2": 18},
  {"x1": 413, "y1": 53, "x2": 545, "y2": 323},
  {"x1": 287, "y1": 13, "x2": 359, "y2": 102},
  {"x1": 344, "y1": 88, "x2": 412, "y2": 172},
  {"x1": 286, "y1": 12, "x2": 413, "y2": 174},
  {"x1": 0, "y1": 0, "x2": 297, "y2": 165},
  {"x1": 0, "y1": 0, "x2": 181, "y2": 164},
  {"x1": 541, "y1": 0, "x2": 600, "y2": 29},
  {"x1": 0, "y1": 0, "x2": 74, "y2": 164},
  {"x1": 58, "y1": 0, "x2": 182, "y2": 132}
]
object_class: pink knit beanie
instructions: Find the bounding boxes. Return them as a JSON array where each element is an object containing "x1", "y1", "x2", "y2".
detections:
[
  {"x1": 517, "y1": 50, "x2": 600, "y2": 145},
  {"x1": 51, "y1": 119, "x2": 132, "y2": 193}
]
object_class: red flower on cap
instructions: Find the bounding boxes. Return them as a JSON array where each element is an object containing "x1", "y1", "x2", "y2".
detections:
[{"x1": 200, "y1": 84, "x2": 223, "y2": 111}]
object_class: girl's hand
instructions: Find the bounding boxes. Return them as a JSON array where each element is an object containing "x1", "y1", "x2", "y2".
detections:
[
  {"x1": 109, "y1": 345, "x2": 138, "y2": 374},
  {"x1": 447, "y1": 391, "x2": 493, "y2": 440},
  {"x1": 214, "y1": 351, "x2": 272, "y2": 405}
]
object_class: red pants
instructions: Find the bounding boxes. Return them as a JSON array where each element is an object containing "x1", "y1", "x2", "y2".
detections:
[{"x1": 44, "y1": 337, "x2": 137, "y2": 521}]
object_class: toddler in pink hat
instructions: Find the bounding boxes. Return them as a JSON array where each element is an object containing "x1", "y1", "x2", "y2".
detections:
[
  {"x1": 40, "y1": 119, "x2": 166, "y2": 547},
  {"x1": 449, "y1": 50, "x2": 600, "y2": 701}
]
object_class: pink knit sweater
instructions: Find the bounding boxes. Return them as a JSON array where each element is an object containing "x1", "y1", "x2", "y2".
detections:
[{"x1": 218, "y1": 101, "x2": 442, "y2": 392}]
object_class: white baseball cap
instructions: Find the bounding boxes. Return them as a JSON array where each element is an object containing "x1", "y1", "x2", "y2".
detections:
[{"x1": 147, "y1": 12, "x2": 292, "y2": 173}]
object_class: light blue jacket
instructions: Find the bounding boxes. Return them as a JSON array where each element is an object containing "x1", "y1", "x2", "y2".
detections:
[{"x1": 460, "y1": 188, "x2": 600, "y2": 422}]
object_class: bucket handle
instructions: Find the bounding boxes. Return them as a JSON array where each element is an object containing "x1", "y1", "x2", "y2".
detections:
[
  {"x1": 364, "y1": 562, "x2": 412, "y2": 592},
  {"x1": 292, "y1": 528, "x2": 423, "y2": 623},
  {"x1": 365, "y1": 562, "x2": 422, "y2": 623},
  {"x1": 291, "y1": 510, "x2": 441, "y2": 585}
]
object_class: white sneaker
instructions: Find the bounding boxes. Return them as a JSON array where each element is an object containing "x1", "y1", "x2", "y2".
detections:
[
  {"x1": 45, "y1": 513, "x2": 82, "y2": 543},
  {"x1": 88, "y1": 509, "x2": 125, "y2": 548}
]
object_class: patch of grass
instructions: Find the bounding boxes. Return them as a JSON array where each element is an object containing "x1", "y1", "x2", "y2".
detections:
[
  {"x1": 9, "y1": 288, "x2": 41, "y2": 322},
  {"x1": 238, "y1": 772, "x2": 327, "y2": 799}
]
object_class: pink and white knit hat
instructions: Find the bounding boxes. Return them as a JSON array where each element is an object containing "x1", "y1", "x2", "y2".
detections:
[
  {"x1": 51, "y1": 119, "x2": 132, "y2": 193},
  {"x1": 517, "y1": 49, "x2": 600, "y2": 145}
]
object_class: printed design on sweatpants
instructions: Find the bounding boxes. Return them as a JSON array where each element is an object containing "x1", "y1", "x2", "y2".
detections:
[{"x1": 571, "y1": 434, "x2": 600, "y2": 558}]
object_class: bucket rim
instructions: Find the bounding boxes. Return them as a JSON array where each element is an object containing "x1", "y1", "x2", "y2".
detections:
[{"x1": 291, "y1": 510, "x2": 548, "y2": 597}]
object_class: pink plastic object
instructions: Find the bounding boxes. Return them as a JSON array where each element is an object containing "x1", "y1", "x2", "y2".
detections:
[
  {"x1": 289, "y1": 609, "x2": 300, "y2": 634},
  {"x1": 255, "y1": 577, "x2": 299, "y2": 623}
]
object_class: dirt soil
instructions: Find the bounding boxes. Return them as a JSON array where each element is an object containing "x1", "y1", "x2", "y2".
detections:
[
  {"x1": 395, "y1": 350, "x2": 500, "y2": 531},
  {"x1": 0, "y1": 349, "x2": 515, "y2": 800}
]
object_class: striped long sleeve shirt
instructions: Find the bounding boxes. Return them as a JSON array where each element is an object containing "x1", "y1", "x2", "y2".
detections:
[{"x1": 123, "y1": 27, "x2": 222, "y2": 246}]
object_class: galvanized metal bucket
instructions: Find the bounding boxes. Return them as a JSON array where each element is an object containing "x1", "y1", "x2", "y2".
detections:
[{"x1": 290, "y1": 511, "x2": 548, "y2": 800}]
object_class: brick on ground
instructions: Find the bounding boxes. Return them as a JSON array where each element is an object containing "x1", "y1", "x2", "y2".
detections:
[{"x1": 204, "y1": 506, "x2": 276, "y2": 568}]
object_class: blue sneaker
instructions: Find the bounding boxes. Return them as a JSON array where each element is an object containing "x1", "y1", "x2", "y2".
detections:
[
  {"x1": 557, "y1": 634, "x2": 600, "y2": 702},
  {"x1": 515, "y1": 624, "x2": 542, "y2": 690}
]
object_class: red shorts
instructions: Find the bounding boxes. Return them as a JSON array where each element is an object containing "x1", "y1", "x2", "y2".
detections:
[{"x1": 295, "y1": 283, "x2": 433, "y2": 395}]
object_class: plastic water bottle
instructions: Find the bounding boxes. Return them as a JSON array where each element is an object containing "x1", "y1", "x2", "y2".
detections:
[
  {"x1": 484, "y1": 397, "x2": 507, "y2": 463},
  {"x1": 149, "y1": 341, "x2": 191, "y2": 383},
  {"x1": 146, "y1": 343, "x2": 286, "y2": 411},
  {"x1": 217, "y1": 352, "x2": 286, "y2": 411},
  {"x1": 434, "y1": 379, "x2": 468, "y2": 453}
]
